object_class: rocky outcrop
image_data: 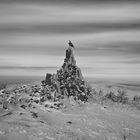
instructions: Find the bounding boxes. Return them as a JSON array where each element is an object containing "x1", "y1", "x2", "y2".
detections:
[
  {"x1": 42, "y1": 42, "x2": 92, "y2": 102},
  {"x1": 0, "y1": 42, "x2": 92, "y2": 111}
]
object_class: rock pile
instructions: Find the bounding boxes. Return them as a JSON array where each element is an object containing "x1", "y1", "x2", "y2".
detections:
[
  {"x1": 42, "y1": 41, "x2": 92, "y2": 102},
  {"x1": 0, "y1": 41, "x2": 92, "y2": 111},
  {"x1": 0, "y1": 83, "x2": 64, "y2": 111}
]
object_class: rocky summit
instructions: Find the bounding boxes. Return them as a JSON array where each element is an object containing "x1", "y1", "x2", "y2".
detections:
[
  {"x1": 0, "y1": 42, "x2": 140, "y2": 140},
  {"x1": 0, "y1": 42, "x2": 92, "y2": 112},
  {"x1": 41, "y1": 43, "x2": 92, "y2": 103}
]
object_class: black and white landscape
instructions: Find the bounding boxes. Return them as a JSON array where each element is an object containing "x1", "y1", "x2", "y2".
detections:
[{"x1": 0, "y1": 0, "x2": 140, "y2": 140}]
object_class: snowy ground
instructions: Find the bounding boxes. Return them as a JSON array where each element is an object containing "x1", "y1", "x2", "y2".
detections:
[
  {"x1": 0, "y1": 99, "x2": 140, "y2": 140},
  {"x1": 0, "y1": 78, "x2": 140, "y2": 140}
]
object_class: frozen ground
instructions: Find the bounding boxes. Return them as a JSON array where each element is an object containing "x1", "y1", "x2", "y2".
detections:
[
  {"x1": 0, "y1": 78, "x2": 140, "y2": 140},
  {"x1": 0, "y1": 98, "x2": 140, "y2": 140}
]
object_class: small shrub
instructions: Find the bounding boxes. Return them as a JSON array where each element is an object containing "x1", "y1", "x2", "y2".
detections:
[
  {"x1": 99, "y1": 89, "x2": 103, "y2": 96},
  {"x1": 92, "y1": 89, "x2": 98, "y2": 95},
  {"x1": 105, "y1": 91, "x2": 116, "y2": 102},
  {"x1": 131, "y1": 95, "x2": 140, "y2": 110},
  {"x1": 104, "y1": 90, "x2": 129, "y2": 104},
  {"x1": 133, "y1": 95, "x2": 140, "y2": 103},
  {"x1": 117, "y1": 89, "x2": 129, "y2": 104}
]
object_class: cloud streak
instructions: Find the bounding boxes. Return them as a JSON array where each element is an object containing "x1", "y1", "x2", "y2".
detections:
[
  {"x1": 1, "y1": 22, "x2": 140, "y2": 35},
  {"x1": 0, "y1": 1, "x2": 140, "y2": 80}
]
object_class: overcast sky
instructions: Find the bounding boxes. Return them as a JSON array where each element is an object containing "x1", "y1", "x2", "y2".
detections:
[{"x1": 0, "y1": 0, "x2": 140, "y2": 80}]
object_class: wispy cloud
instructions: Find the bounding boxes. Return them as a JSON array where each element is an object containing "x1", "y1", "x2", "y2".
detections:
[{"x1": 0, "y1": 1, "x2": 140, "y2": 80}]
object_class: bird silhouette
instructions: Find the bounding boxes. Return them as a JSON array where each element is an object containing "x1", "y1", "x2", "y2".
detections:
[{"x1": 68, "y1": 40, "x2": 75, "y2": 48}]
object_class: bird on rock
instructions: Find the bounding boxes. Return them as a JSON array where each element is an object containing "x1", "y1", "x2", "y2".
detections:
[{"x1": 68, "y1": 40, "x2": 75, "y2": 48}]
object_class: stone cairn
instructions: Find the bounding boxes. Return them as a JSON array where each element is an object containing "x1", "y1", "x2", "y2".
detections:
[
  {"x1": 41, "y1": 41, "x2": 92, "y2": 102},
  {"x1": 0, "y1": 41, "x2": 93, "y2": 111}
]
